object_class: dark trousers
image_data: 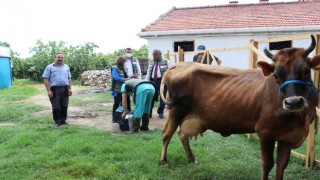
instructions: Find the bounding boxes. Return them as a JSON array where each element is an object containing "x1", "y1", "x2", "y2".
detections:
[
  {"x1": 112, "y1": 93, "x2": 131, "y2": 122},
  {"x1": 50, "y1": 86, "x2": 69, "y2": 124},
  {"x1": 150, "y1": 77, "x2": 166, "y2": 115}
]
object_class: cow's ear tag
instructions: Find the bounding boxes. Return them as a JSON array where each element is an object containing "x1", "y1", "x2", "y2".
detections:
[{"x1": 257, "y1": 61, "x2": 275, "y2": 76}]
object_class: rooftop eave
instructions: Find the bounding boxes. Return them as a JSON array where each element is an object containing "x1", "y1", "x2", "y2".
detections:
[{"x1": 138, "y1": 26, "x2": 320, "y2": 38}]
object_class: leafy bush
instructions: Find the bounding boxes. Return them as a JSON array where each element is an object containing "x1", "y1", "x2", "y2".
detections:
[{"x1": 7, "y1": 40, "x2": 148, "y2": 82}]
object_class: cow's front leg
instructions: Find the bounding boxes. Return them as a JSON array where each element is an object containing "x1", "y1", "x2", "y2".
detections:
[
  {"x1": 275, "y1": 141, "x2": 291, "y2": 180},
  {"x1": 178, "y1": 129, "x2": 196, "y2": 163},
  {"x1": 259, "y1": 134, "x2": 276, "y2": 180},
  {"x1": 159, "y1": 111, "x2": 179, "y2": 164}
]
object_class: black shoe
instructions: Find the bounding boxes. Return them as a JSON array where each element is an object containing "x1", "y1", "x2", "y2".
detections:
[
  {"x1": 140, "y1": 126, "x2": 149, "y2": 131},
  {"x1": 158, "y1": 114, "x2": 164, "y2": 119}
]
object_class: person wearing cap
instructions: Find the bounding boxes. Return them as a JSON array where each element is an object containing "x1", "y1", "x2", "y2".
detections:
[{"x1": 193, "y1": 45, "x2": 222, "y2": 65}]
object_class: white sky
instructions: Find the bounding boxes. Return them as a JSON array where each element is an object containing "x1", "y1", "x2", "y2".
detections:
[{"x1": 0, "y1": 0, "x2": 292, "y2": 58}]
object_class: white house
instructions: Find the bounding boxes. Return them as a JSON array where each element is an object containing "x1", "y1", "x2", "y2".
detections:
[{"x1": 138, "y1": 0, "x2": 320, "y2": 69}]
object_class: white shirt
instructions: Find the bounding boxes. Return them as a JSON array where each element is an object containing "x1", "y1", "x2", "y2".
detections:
[{"x1": 124, "y1": 58, "x2": 141, "y2": 78}]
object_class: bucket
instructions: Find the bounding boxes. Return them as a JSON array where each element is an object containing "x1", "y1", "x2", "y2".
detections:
[
  {"x1": 127, "y1": 114, "x2": 133, "y2": 132},
  {"x1": 119, "y1": 114, "x2": 133, "y2": 132}
]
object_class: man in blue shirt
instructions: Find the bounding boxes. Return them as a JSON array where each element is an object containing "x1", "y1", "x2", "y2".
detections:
[{"x1": 42, "y1": 52, "x2": 72, "y2": 127}]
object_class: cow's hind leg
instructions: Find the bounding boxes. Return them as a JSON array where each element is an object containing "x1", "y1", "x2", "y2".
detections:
[
  {"x1": 259, "y1": 134, "x2": 276, "y2": 180},
  {"x1": 159, "y1": 110, "x2": 180, "y2": 164},
  {"x1": 275, "y1": 141, "x2": 291, "y2": 180},
  {"x1": 178, "y1": 129, "x2": 197, "y2": 163}
]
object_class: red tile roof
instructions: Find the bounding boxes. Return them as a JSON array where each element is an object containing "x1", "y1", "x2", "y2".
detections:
[{"x1": 141, "y1": 1, "x2": 320, "y2": 32}]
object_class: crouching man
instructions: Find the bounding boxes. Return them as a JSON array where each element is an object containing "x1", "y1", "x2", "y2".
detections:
[{"x1": 121, "y1": 79, "x2": 156, "y2": 132}]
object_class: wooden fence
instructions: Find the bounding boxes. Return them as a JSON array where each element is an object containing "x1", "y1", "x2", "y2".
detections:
[{"x1": 164, "y1": 34, "x2": 320, "y2": 167}]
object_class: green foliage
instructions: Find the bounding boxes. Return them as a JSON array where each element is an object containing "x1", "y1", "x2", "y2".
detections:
[
  {"x1": 0, "y1": 41, "x2": 10, "y2": 48},
  {"x1": 133, "y1": 44, "x2": 148, "y2": 58},
  {"x1": 0, "y1": 41, "x2": 23, "y2": 79},
  {"x1": 9, "y1": 40, "x2": 148, "y2": 81},
  {"x1": 12, "y1": 58, "x2": 27, "y2": 79}
]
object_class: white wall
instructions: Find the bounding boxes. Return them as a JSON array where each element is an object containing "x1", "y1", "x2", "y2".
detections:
[{"x1": 145, "y1": 33, "x2": 315, "y2": 69}]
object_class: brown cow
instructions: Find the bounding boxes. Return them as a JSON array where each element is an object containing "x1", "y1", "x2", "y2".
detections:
[{"x1": 159, "y1": 35, "x2": 320, "y2": 180}]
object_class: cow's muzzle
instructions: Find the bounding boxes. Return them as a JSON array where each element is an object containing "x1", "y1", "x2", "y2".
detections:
[{"x1": 283, "y1": 96, "x2": 307, "y2": 112}]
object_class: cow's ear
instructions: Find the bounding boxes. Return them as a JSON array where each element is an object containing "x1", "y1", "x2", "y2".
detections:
[
  {"x1": 257, "y1": 61, "x2": 275, "y2": 76},
  {"x1": 309, "y1": 55, "x2": 320, "y2": 69}
]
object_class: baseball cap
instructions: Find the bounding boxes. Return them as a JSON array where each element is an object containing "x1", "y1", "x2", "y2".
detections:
[{"x1": 197, "y1": 45, "x2": 206, "y2": 51}]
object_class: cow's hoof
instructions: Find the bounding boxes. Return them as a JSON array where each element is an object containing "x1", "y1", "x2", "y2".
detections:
[
  {"x1": 188, "y1": 159, "x2": 199, "y2": 164},
  {"x1": 159, "y1": 160, "x2": 167, "y2": 165}
]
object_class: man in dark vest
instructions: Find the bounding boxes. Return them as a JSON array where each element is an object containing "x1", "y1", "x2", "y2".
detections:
[
  {"x1": 145, "y1": 49, "x2": 171, "y2": 119},
  {"x1": 121, "y1": 79, "x2": 155, "y2": 132}
]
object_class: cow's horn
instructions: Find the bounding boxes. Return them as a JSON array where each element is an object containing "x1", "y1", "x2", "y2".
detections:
[
  {"x1": 264, "y1": 48, "x2": 274, "y2": 59},
  {"x1": 305, "y1": 35, "x2": 316, "y2": 56}
]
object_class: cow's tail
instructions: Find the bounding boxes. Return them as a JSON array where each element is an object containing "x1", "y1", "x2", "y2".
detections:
[{"x1": 160, "y1": 72, "x2": 172, "y2": 108}]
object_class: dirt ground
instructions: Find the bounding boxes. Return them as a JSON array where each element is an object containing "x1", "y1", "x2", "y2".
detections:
[{"x1": 25, "y1": 85, "x2": 167, "y2": 134}]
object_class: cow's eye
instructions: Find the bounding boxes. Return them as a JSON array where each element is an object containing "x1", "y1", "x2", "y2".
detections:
[{"x1": 273, "y1": 74, "x2": 279, "y2": 80}]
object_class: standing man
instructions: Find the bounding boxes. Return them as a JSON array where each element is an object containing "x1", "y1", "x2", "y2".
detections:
[
  {"x1": 121, "y1": 79, "x2": 155, "y2": 132},
  {"x1": 145, "y1": 49, "x2": 171, "y2": 119},
  {"x1": 123, "y1": 47, "x2": 142, "y2": 114},
  {"x1": 124, "y1": 47, "x2": 142, "y2": 78},
  {"x1": 42, "y1": 52, "x2": 72, "y2": 127}
]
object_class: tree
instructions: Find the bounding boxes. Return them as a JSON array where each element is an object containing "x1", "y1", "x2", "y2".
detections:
[
  {"x1": 26, "y1": 40, "x2": 68, "y2": 81},
  {"x1": 0, "y1": 41, "x2": 25, "y2": 79},
  {"x1": 8, "y1": 40, "x2": 148, "y2": 81},
  {"x1": 133, "y1": 45, "x2": 148, "y2": 58}
]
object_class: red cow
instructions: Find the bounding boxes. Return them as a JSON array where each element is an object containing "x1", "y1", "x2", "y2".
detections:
[{"x1": 159, "y1": 35, "x2": 320, "y2": 180}]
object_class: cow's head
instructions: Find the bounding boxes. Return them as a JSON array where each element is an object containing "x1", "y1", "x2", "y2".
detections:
[{"x1": 257, "y1": 35, "x2": 320, "y2": 112}]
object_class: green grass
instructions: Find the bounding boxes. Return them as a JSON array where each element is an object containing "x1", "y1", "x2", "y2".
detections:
[
  {"x1": 70, "y1": 93, "x2": 113, "y2": 106},
  {"x1": 0, "y1": 80, "x2": 320, "y2": 179},
  {"x1": 0, "y1": 79, "x2": 41, "y2": 102}
]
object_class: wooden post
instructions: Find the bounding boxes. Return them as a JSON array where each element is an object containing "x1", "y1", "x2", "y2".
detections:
[
  {"x1": 210, "y1": 51, "x2": 218, "y2": 66},
  {"x1": 206, "y1": 50, "x2": 210, "y2": 65},
  {"x1": 249, "y1": 39, "x2": 258, "y2": 69},
  {"x1": 178, "y1": 46, "x2": 184, "y2": 62},
  {"x1": 164, "y1": 50, "x2": 170, "y2": 60},
  {"x1": 306, "y1": 34, "x2": 320, "y2": 167},
  {"x1": 247, "y1": 39, "x2": 258, "y2": 139},
  {"x1": 174, "y1": 53, "x2": 177, "y2": 63}
]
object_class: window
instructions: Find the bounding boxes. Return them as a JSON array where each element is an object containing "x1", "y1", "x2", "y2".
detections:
[
  {"x1": 173, "y1": 41, "x2": 194, "y2": 52},
  {"x1": 269, "y1": 40, "x2": 292, "y2": 50}
]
